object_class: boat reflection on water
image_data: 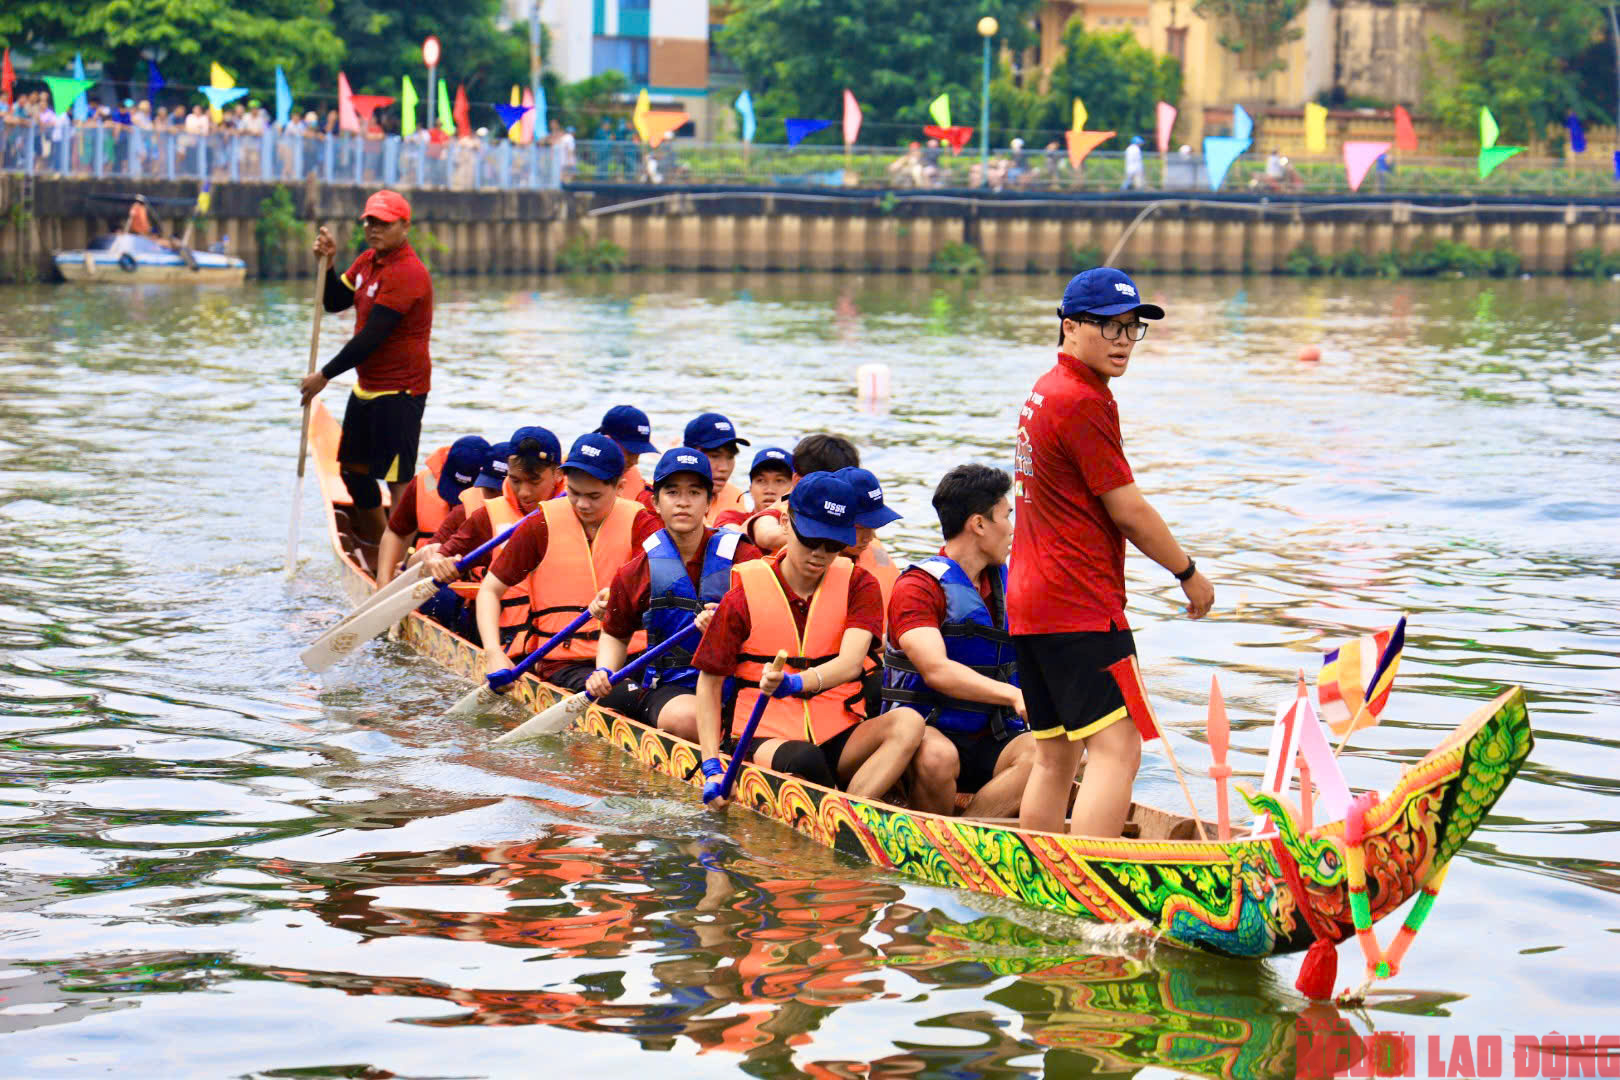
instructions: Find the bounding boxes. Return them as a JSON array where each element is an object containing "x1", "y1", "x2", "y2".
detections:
[{"x1": 252, "y1": 829, "x2": 1330, "y2": 1079}]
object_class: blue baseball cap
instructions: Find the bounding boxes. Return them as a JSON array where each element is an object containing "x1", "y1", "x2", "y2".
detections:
[
  {"x1": 437, "y1": 435, "x2": 493, "y2": 504},
  {"x1": 749, "y1": 446, "x2": 794, "y2": 477},
  {"x1": 787, "y1": 474, "x2": 859, "y2": 547},
  {"x1": 597, "y1": 404, "x2": 658, "y2": 456},
  {"x1": 1059, "y1": 267, "x2": 1165, "y2": 320},
  {"x1": 563, "y1": 432, "x2": 626, "y2": 483},
  {"x1": 835, "y1": 467, "x2": 902, "y2": 529},
  {"x1": 651, "y1": 447, "x2": 713, "y2": 488},
  {"x1": 682, "y1": 412, "x2": 751, "y2": 450},
  {"x1": 507, "y1": 425, "x2": 562, "y2": 468},
  {"x1": 475, "y1": 441, "x2": 510, "y2": 490}
]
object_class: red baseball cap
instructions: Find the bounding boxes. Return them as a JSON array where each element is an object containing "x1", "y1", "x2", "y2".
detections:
[{"x1": 361, "y1": 189, "x2": 411, "y2": 223}]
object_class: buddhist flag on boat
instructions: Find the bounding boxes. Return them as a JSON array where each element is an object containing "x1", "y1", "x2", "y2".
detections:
[
  {"x1": 400, "y1": 75, "x2": 418, "y2": 137},
  {"x1": 1318, "y1": 615, "x2": 1406, "y2": 736},
  {"x1": 1105, "y1": 655, "x2": 1162, "y2": 742},
  {"x1": 929, "y1": 93, "x2": 952, "y2": 131}
]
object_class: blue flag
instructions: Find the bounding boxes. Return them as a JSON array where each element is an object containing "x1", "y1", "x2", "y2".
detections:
[
  {"x1": 72, "y1": 53, "x2": 89, "y2": 122},
  {"x1": 146, "y1": 60, "x2": 165, "y2": 106},
  {"x1": 1567, "y1": 112, "x2": 1586, "y2": 154},
  {"x1": 535, "y1": 85, "x2": 548, "y2": 140},
  {"x1": 1232, "y1": 103, "x2": 1253, "y2": 142},
  {"x1": 1203, "y1": 135, "x2": 1251, "y2": 191},
  {"x1": 785, "y1": 117, "x2": 833, "y2": 146},
  {"x1": 1613, "y1": 151, "x2": 1619, "y2": 180},
  {"x1": 275, "y1": 66, "x2": 292, "y2": 127},
  {"x1": 735, "y1": 89, "x2": 756, "y2": 144},
  {"x1": 494, "y1": 103, "x2": 530, "y2": 133},
  {"x1": 201, "y1": 85, "x2": 248, "y2": 111}
]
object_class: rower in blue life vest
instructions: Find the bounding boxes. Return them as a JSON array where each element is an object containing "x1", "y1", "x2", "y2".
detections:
[
  {"x1": 589, "y1": 448, "x2": 764, "y2": 738},
  {"x1": 881, "y1": 464, "x2": 1034, "y2": 818}
]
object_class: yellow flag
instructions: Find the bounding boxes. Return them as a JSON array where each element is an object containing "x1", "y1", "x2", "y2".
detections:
[
  {"x1": 1304, "y1": 102, "x2": 1327, "y2": 153},
  {"x1": 509, "y1": 86, "x2": 522, "y2": 143},
  {"x1": 1072, "y1": 98, "x2": 1087, "y2": 133},
  {"x1": 209, "y1": 62, "x2": 234, "y2": 124},
  {"x1": 928, "y1": 93, "x2": 951, "y2": 131},
  {"x1": 632, "y1": 88, "x2": 651, "y2": 142}
]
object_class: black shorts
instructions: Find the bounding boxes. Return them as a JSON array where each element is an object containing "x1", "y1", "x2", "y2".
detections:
[
  {"x1": 943, "y1": 728, "x2": 1015, "y2": 793},
  {"x1": 641, "y1": 682, "x2": 693, "y2": 728},
  {"x1": 548, "y1": 660, "x2": 646, "y2": 721},
  {"x1": 336, "y1": 390, "x2": 426, "y2": 483},
  {"x1": 1013, "y1": 629, "x2": 1136, "y2": 742},
  {"x1": 746, "y1": 723, "x2": 858, "y2": 783}
]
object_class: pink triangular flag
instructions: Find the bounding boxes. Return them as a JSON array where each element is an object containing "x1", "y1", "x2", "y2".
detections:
[
  {"x1": 1343, "y1": 141, "x2": 1391, "y2": 192},
  {"x1": 1393, "y1": 106, "x2": 1417, "y2": 152},
  {"x1": 338, "y1": 72, "x2": 359, "y2": 133},
  {"x1": 843, "y1": 89, "x2": 862, "y2": 147},
  {"x1": 1066, "y1": 129, "x2": 1114, "y2": 169},
  {"x1": 1293, "y1": 691, "x2": 1352, "y2": 822},
  {"x1": 521, "y1": 88, "x2": 535, "y2": 143},
  {"x1": 1156, "y1": 101, "x2": 1177, "y2": 154}
]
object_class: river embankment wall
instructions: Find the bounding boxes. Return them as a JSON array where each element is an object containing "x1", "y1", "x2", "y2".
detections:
[{"x1": 5, "y1": 175, "x2": 1620, "y2": 282}]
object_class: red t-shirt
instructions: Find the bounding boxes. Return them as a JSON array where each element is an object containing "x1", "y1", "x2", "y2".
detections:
[
  {"x1": 487, "y1": 505, "x2": 663, "y2": 586},
  {"x1": 885, "y1": 553, "x2": 998, "y2": 647},
  {"x1": 599, "y1": 528, "x2": 764, "y2": 640},
  {"x1": 343, "y1": 243, "x2": 433, "y2": 395},
  {"x1": 1009, "y1": 353, "x2": 1134, "y2": 634},
  {"x1": 741, "y1": 507, "x2": 781, "y2": 546},
  {"x1": 439, "y1": 502, "x2": 505, "y2": 572},
  {"x1": 712, "y1": 508, "x2": 750, "y2": 530},
  {"x1": 427, "y1": 503, "x2": 469, "y2": 547},
  {"x1": 692, "y1": 556, "x2": 885, "y2": 676},
  {"x1": 386, "y1": 478, "x2": 421, "y2": 536}
]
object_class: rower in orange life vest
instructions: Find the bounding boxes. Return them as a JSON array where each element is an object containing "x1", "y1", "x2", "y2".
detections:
[
  {"x1": 681, "y1": 412, "x2": 749, "y2": 526},
  {"x1": 595, "y1": 405, "x2": 658, "y2": 510},
  {"x1": 712, "y1": 446, "x2": 794, "y2": 531},
  {"x1": 881, "y1": 464, "x2": 1035, "y2": 819},
  {"x1": 471, "y1": 433, "x2": 662, "y2": 707},
  {"x1": 422, "y1": 427, "x2": 561, "y2": 644},
  {"x1": 399, "y1": 439, "x2": 505, "y2": 592},
  {"x1": 589, "y1": 448, "x2": 763, "y2": 737},
  {"x1": 690, "y1": 473, "x2": 927, "y2": 806},
  {"x1": 375, "y1": 435, "x2": 492, "y2": 588}
]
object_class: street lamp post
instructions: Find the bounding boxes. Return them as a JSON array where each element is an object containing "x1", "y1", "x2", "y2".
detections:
[{"x1": 978, "y1": 16, "x2": 998, "y2": 185}]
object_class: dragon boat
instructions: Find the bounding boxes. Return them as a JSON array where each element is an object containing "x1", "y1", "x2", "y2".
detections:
[{"x1": 307, "y1": 402, "x2": 1533, "y2": 967}]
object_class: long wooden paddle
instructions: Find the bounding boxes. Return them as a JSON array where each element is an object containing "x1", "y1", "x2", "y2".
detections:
[
  {"x1": 286, "y1": 250, "x2": 331, "y2": 578},
  {"x1": 494, "y1": 623, "x2": 702, "y2": 744},
  {"x1": 441, "y1": 608, "x2": 593, "y2": 721},
  {"x1": 300, "y1": 511, "x2": 538, "y2": 673},
  {"x1": 719, "y1": 650, "x2": 788, "y2": 799}
]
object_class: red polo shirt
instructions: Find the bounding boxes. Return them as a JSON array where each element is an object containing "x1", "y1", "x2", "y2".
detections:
[
  {"x1": 343, "y1": 242, "x2": 433, "y2": 395},
  {"x1": 1008, "y1": 352, "x2": 1134, "y2": 634},
  {"x1": 599, "y1": 528, "x2": 765, "y2": 641},
  {"x1": 692, "y1": 555, "x2": 885, "y2": 676}
]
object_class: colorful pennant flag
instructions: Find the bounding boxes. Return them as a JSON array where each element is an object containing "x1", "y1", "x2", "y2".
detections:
[
  {"x1": 631, "y1": 87, "x2": 650, "y2": 143},
  {"x1": 1480, "y1": 106, "x2": 1500, "y2": 149},
  {"x1": 200, "y1": 85, "x2": 248, "y2": 114},
  {"x1": 1343, "y1": 141, "x2": 1391, "y2": 192},
  {"x1": 1155, "y1": 101, "x2": 1177, "y2": 154},
  {"x1": 535, "y1": 85, "x2": 548, "y2": 140},
  {"x1": 1304, "y1": 102, "x2": 1327, "y2": 153},
  {"x1": 1479, "y1": 145, "x2": 1523, "y2": 179},
  {"x1": 1065, "y1": 129, "x2": 1114, "y2": 169},
  {"x1": 928, "y1": 93, "x2": 951, "y2": 131},
  {"x1": 785, "y1": 117, "x2": 834, "y2": 146},
  {"x1": 843, "y1": 89, "x2": 862, "y2": 147},
  {"x1": 643, "y1": 110, "x2": 689, "y2": 147},
  {"x1": 1567, "y1": 112, "x2": 1586, "y2": 153},
  {"x1": 400, "y1": 75, "x2": 418, "y2": 136},
  {"x1": 73, "y1": 54, "x2": 89, "y2": 123},
  {"x1": 1318, "y1": 616, "x2": 1406, "y2": 737},
  {"x1": 923, "y1": 124, "x2": 973, "y2": 154},
  {"x1": 735, "y1": 89, "x2": 756, "y2": 144},
  {"x1": 351, "y1": 94, "x2": 395, "y2": 131},
  {"x1": 437, "y1": 80, "x2": 455, "y2": 135},
  {"x1": 1393, "y1": 105, "x2": 1417, "y2": 151},
  {"x1": 495, "y1": 102, "x2": 530, "y2": 138},
  {"x1": 338, "y1": 72, "x2": 359, "y2": 133},
  {"x1": 275, "y1": 66, "x2": 292, "y2": 128},
  {"x1": 453, "y1": 85, "x2": 470, "y2": 137},
  {"x1": 207, "y1": 62, "x2": 238, "y2": 124},
  {"x1": 520, "y1": 87, "x2": 535, "y2": 142},
  {"x1": 2, "y1": 49, "x2": 15, "y2": 107},
  {"x1": 1232, "y1": 103, "x2": 1253, "y2": 142},
  {"x1": 1203, "y1": 135, "x2": 1250, "y2": 191},
  {"x1": 508, "y1": 86, "x2": 523, "y2": 143},
  {"x1": 1071, "y1": 97, "x2": 1087, "y2": 133},
  {"x1": 44, "y1": 76, "x2": 95, "y2": 116}
]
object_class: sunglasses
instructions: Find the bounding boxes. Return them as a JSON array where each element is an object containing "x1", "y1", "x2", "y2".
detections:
[
  {"x1": 359, "y1": 216, "x2": 398, "y2": 229},
  {"x1": 792, "y1": 527, "x2": 846, "y2": 555}
]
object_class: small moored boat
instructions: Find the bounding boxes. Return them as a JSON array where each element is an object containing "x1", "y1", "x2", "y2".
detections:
[{"x1": 55, "y1": 233, "x2": 246, "y2": 285}]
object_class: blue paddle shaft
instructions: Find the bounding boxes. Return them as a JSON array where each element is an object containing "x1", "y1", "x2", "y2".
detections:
[
  {"x1": 583, "y1": 622, "x2": 701, "y2": 702},
  {"x1": 487, "y1": 607, "x2": 593, "y2": 690}
]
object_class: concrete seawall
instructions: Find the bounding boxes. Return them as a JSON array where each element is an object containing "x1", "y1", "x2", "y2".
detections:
[{"x1": 5, "y1": 175, "x2": 1620, "y2": 282}]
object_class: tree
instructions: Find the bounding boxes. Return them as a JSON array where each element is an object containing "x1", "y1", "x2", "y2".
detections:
[
  {"x1": 1425, "y1": 0, "x2": 1605, "y2": 143},
  {"x1": 994, "y1": 19, "x2": 1181, "y2": 141},
  {"x1": 1191, "y1": 0, "x2": 1305, "y2": 80},
  {"x1": 718, "y1": 0, "x2": 1040, "y2": 144},
  {"x1": 329, "y1": 0, "x2": 533, "y2": 104}
]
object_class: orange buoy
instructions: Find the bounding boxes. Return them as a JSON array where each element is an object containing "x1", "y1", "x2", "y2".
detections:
[{"x1": 1297, "y1": 345, "x2": 1322, "y2": 363}]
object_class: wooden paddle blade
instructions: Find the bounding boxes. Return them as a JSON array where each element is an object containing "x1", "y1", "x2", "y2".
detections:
[
  {"x1": 442, "y1": 682, "x2": 508, "y2": 722},
  {"x1": 1207, "y1": 674, "x2": 1229, "y2": 762},
  {"x1": 494, "y1": 692, "x2": 589, "y2": 744},
  {"x1": 302, "y1": 564, "x2": 428, "y2": 660},
  {"x1": 300, "y1": 576, "x2": 440, "y2": 672},
  {"x1": 284, "y1": 472, "x2": 304, "y2": 578}
]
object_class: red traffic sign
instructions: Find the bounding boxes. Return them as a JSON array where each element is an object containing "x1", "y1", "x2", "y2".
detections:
[{"x1": 422, "y1": 36, "x2": 441, "y2": 67}]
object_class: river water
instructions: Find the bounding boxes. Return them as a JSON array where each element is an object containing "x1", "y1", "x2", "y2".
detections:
[{"x1": 1, "y1": 272, "x2": 1616, "y2": 1079}]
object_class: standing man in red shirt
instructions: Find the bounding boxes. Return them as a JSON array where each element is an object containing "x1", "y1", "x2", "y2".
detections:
[
  {"x1": 1011, "y1": 268, "x2": 1214, "y2": 839},
  {"x1": 300, "y1": 190, "x2": 434, "y2": 543}
]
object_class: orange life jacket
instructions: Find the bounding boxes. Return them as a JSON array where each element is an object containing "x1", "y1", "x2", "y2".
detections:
[
  {"x1": 705, "y1": 481, "x2": 746, "y2": 527},
  {"x1": 857, "y1": 540, "x2": 900, "y2": 620},
  {"x1": 412, "y1": 446, "x2": 454, "y2": 545},
  {"x1": 448, "y1": 482, "x2": 532, "y2": 653},
  {"x1": 617, "y1": 463, "x2": 650, "y2": 503},
  {"x1": 731, "y1": 556, "x2": 864, "y2": 745},
  {"x1": 519, "y1": 496, "x2": 649, "y2": 661},
  {"x1": 459, "y1": 486, "x2": 488, "y2": 512}
]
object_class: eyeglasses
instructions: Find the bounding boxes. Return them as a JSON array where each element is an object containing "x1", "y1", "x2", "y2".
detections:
[
  {"x1": 1080, "y1": 316, "x2": 1149, "y2": 342},
  {"x1": 360, "y1": 216, "x2": 394, "y2": 229},
  {"x1": 792, "y1": 528, "x2": 846, "y2": 555}
]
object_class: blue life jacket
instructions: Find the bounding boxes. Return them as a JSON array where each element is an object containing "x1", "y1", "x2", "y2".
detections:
[
  {"x1": 881, "y1": 556, "x2": 1019, "y2": 737},
  {"x1": 642, "y1": 527, "x2": 742, "y2": 690}
]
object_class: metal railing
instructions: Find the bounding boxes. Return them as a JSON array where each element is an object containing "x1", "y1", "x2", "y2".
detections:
[{"x1": 0, "y1": 118, "x2": 562, "y2": 191}]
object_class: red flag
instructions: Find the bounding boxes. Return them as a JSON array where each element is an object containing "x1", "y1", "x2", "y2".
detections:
[
  {"x1": 1393, "y1": 105, "x2": 1418, "y2": 152},
  {"x1": 1105, "y1": 655, "x2": 1161, "y2": 742},
  {"x1": 923, "y1": 124, "x2": 974, "y2": 154},
  {"x1": 2, "y1": 48, "x2": 14, "y2": 106},
  {"x1": 453, "y1": 85, "x2": 470, "y2": 137}
]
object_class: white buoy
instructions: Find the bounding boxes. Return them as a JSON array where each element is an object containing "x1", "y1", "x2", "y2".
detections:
[{"x1": 856, "y1": 362, "x2": 892, "y2": 401}]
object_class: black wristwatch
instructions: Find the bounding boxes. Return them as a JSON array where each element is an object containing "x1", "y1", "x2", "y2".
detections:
[{"x1": 1174, "y1": 558, "x2": 1197, "y2": 583}]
